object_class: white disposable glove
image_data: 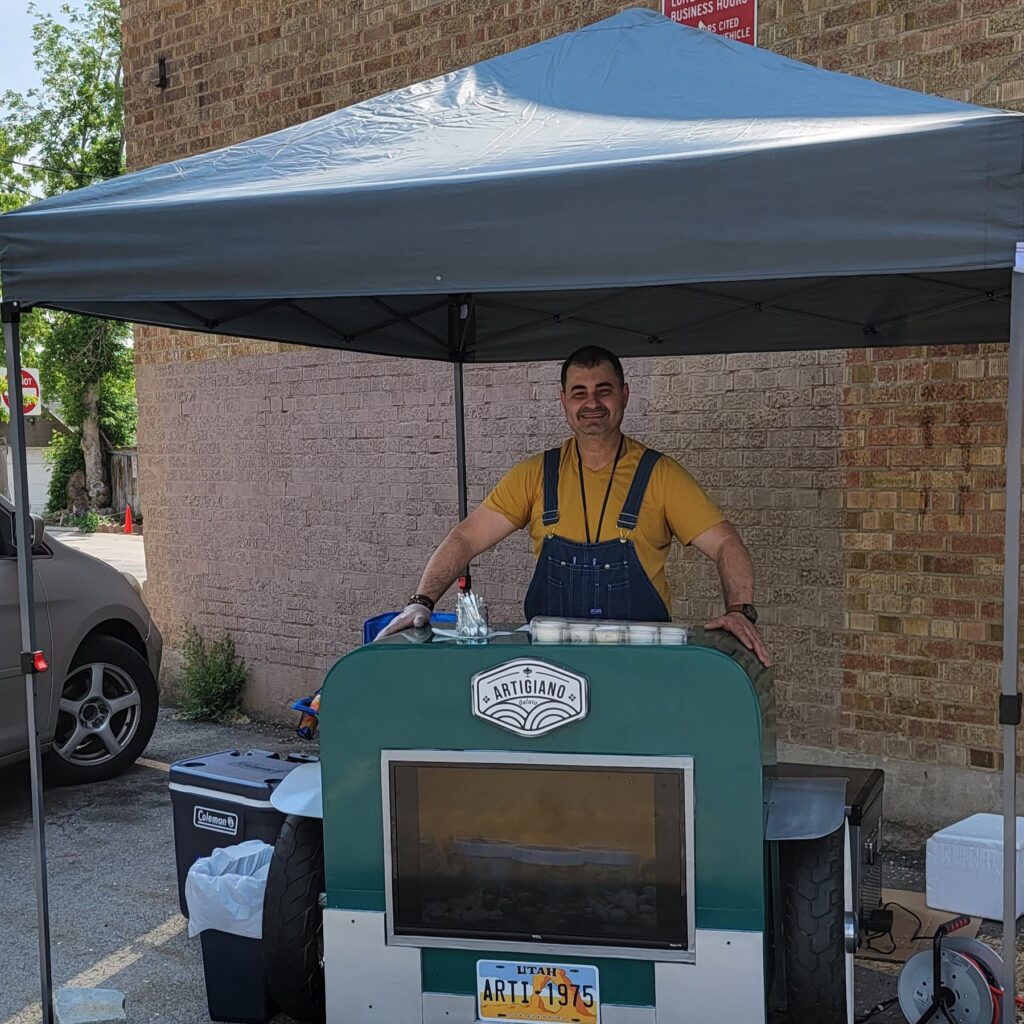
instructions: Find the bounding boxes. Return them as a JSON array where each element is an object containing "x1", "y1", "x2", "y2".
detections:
[{"x1": 375, "y1": 603, "x2": 432, "y2": 640}]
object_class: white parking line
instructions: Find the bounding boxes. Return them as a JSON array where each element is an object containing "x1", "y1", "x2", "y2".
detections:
[
  {"x1": 0, "y1": 914, "x2": 186, "y2": 1024},
  {"x1": 136, "y1": 757, "x2": 171, "y2": 773}
]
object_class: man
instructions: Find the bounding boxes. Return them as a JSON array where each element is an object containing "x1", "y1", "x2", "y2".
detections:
[{"x1": 380, "y1": 346, "x2": 770, "y2": 666}]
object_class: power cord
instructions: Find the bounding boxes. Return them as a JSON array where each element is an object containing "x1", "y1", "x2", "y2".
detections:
[
  {"x1": 855, "y1": 996, "x2": 899, "y2": 1023},
  {"x1": 861, "y1": 900, "x2": 924, "y2": 957},
  {"x1": 854, "y1": 901, "x2": 926, "y2": 1022}
]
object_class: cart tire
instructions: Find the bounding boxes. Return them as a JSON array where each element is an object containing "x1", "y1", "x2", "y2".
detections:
[
  {"x1": 781, "y1": 826, "x2": 847, "y2": 1024},
  {"x1": 262, "y1": 814, "x2": 325, "y2": 1024}
]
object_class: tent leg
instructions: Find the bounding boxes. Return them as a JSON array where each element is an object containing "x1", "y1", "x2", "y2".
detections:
[
  {"x1": 448, "y1": 295, "x2": 472, "y2": 523},
  {"x1": 454, "y1": 361, "x2": 467, "y2": 522},
  {"x1": 2, "y1": 301, "x2": 54, "y2": 1024},
  {"x1": 1001, "y1": 251, "x2": 1024, "y2": 1022}
]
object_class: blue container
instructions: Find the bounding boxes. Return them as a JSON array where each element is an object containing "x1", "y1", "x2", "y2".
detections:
[{"x1": 362, "y1": 611, "x2": 456, "y2": 645}]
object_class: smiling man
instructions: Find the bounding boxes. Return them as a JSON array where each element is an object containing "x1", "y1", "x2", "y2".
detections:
[{"x1": 379, "y1": 345, "x2": 770, "y2": 665}]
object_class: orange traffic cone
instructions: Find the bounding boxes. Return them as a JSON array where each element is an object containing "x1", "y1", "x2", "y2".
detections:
[{"x1": 124, "y1": 504, "x2": 133, "y2": 535}]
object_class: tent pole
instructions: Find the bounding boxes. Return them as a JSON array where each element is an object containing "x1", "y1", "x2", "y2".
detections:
[
  {"x1": 449, "y1": 296, "x2": 470, "y2": 522},
  {"x1": 1001, "y1": 249, "x2": 1024, "y2": 1022},
  {"x1": 454, "y1": 361, "x2": 467, "y2": 522},
  {"x1": 2, "y1": 300, "x2": 54, "y2": 1024}
]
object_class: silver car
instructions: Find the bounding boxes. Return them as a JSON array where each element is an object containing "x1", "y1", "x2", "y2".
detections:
[{"x1": 0, "y1": 494, "x2": 162, "y2": 784}]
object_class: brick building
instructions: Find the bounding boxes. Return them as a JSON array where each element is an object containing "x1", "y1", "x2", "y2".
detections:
[{"x1": 121, "y1": 0, "x2": 1024, "y2": 823}]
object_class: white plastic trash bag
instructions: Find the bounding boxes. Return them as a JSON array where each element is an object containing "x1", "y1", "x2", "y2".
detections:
[{"x1": 185, "y1": 839, "x2": 274, "y2": 939}]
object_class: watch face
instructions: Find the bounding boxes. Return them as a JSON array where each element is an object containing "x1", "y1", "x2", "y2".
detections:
[{"x1": 742, "y1": 604, "x2": 758, "y2": 625}]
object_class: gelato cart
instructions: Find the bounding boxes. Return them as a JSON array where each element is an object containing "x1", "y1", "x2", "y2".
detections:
[{"x1": 266, "y1": 620, "x2": 869, "y2": 1024}]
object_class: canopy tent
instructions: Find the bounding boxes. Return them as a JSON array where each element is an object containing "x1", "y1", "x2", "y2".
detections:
[
  {"x1": 2, "y1": 8, "x2": 1023, "y2": 358},
  {"x1": 2, "y1": 8, "x2": 1024, "y2": 1021}
]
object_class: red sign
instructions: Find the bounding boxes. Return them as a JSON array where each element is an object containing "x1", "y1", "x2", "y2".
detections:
[
  {"x1": 663, "y1": 0, "x2": 757, "y2": 45},
  {"x1": 0, "y1": 367, "x2": 42, "y2": 417}
]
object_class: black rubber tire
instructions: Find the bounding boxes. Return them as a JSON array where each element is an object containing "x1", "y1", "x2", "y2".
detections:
[
  {"x1": 780, "y1": 826, "x2": 847, "y2": 1024},
  {"x1": 262, "y1": 814, "x2": 325, "y2": 1024},
  {"x1": 44, "y1": 635, "x2": 159, "y2": 786}
]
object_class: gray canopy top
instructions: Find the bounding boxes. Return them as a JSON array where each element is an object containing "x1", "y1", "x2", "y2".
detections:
[{"x1": 1, "y1": 7, "x2": 1023, "y2": 361}]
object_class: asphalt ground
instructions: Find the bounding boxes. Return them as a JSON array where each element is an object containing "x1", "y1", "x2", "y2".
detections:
[
  {"x1": 0, "y1": 706, "x2": 1001, "y2": 1024},
  {"x1": 0, "y1": 709, "x2": 310, "y2": 1024}
]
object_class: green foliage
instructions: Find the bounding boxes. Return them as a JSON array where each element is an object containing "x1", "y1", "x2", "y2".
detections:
[
  {"x1": 37, "y1": 311, "x2": 136, "y2": 445},
  {"x1": 2, "y1": 0, "x2": 125, "y2": 197},
  {"x1": 68, "y1": 508, "x2": 100, "y2": 532},
  {"x1": 177, "y1": 624, "x2": 249, "y2": 722},
  {"x1": 0, "y1": 125, "x2": 33, "y2": 213},
  {"x1": 1, "y1": 0, "x2": 135, "y2": 500},
  {"x1": 97, "y1": 358, "x2": 137, "y2": 448},
  {"x1": 43, "y1": 430, "x2": 85, "y2": 513}
]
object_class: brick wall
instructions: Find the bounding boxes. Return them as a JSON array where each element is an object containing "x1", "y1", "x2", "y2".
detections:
[
  {"x1": 123, "y1": 0, "x2": 1024, "y2": 791},
  {"x1": 753, "y1": 0, "x2": 1024, "y2": 774},
  {"x1": 840, "y1": 343, "x2": 1010, "y2": 769}
]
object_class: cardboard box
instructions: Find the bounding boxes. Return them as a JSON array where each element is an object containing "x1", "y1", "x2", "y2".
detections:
[{"x1": 926, "y1": 812, "x2": 1024, "y2": 921}]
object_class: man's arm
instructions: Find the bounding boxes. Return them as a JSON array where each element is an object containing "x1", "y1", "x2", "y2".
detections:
[
  {"x1": 376, "y1": 506, "x2": 519, "y2": 637},
  {"x1": 415, "y1": 506, "x2": 520, "y2": 602},
  {"x1": 690, "y1": 521, "x2": 771, "y2": 666}
]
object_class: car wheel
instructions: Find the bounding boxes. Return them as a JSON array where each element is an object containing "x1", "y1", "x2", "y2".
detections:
[{"x1": 44, "y1": 635, "x2": 158, "y2": 786}]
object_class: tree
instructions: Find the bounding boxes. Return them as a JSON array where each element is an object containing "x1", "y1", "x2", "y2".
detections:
[
  {"x1": 0, "y1": 0, "x2": 132, "y2": 509},
  {"x1": 0, "y1": 124, "x2": 35, "y2": 500}
]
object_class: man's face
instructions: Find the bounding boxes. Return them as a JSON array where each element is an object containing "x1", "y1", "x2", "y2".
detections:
[{"x1": 560, "y1": 360, "x2": 629, "y2": 440}]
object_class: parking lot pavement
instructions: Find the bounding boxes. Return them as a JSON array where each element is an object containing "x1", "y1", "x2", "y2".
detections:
[
  {"x1": 46, "y1": 528, "x2": 147, "y2": 584},
  {"x1": 0, "y1": 708, "x2": 312, "y2": 1024},
  {"x1": 0, "y1": 704, "x2": 933, "y2": 1024}
]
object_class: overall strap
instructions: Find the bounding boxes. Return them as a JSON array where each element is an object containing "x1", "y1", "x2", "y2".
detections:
[
  {"x1": 616, "y1": 448, "x2": 663, "y2": 531},
  {"x1": 541, "y1": 447, "x2": 562, "y2": 527}
]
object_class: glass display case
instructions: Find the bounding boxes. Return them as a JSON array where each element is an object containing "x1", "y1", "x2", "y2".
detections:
[{"x1": 382, "y1": 750, "x2": 695, "y2": 961}]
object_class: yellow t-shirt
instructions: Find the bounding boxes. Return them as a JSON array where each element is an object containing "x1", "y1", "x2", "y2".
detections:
[{"x1": 483, "y1": 436, "x2": 725, "y2": 613}]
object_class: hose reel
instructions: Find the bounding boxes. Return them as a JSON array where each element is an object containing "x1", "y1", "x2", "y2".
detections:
[{"x1": 897, "y1": 916, "x2": 1019, "y2": 1023}]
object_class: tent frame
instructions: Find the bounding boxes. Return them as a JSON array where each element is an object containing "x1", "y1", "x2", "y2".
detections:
[
  {"x1": 3, "y1": 299, "x2": 55, "y2": 1024},
  {"x1": 3, "y1": 263, "x2": 1024, "y2": 1022}
]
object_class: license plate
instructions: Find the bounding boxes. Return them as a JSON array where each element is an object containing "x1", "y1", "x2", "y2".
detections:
[{"x1": 476, "y1": 960, "x2": 600, "y2": 1024}]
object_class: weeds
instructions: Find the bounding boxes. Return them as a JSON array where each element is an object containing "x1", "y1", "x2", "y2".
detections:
[{"x1": 177, "y1": 623, "x2": 248, "y2": 722}]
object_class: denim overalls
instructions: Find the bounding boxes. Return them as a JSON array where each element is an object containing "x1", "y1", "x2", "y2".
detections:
[{"x1": 522, "y1": 444, "x2": 671, "y2": 622}]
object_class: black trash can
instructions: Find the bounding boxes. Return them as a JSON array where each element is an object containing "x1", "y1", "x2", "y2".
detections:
[
  {"x1": 169, "y1": 748, "x2": 313, "y2": 917},
  {"x1": 186, "y1": 840, "x2": 277, "y2": 1024},
  {"x1": 199, "y1": 929, "x2": 274, "y2": 1024}
]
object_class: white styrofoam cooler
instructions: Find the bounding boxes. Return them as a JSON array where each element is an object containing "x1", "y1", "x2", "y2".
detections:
[{"x1": 926, "y1": 813, "x2": 1024, "y2": 921}]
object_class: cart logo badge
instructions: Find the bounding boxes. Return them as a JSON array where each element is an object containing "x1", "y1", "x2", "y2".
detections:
[
  {"x1": 471, "y1": 659, "x2": 589, "y2": 737},
  {"x1": 193, "y1": 806, "x2": 239, "y2": 836}
]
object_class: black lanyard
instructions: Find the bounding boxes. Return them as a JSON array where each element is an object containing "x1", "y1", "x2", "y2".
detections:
[{"x1": 576, "y1": 436, "x2": 624, "y2": 545}]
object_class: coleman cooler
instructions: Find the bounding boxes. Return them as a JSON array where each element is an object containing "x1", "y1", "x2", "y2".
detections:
[{"x1": 169, "y1": 748, "x2": 312, "y2": 917}]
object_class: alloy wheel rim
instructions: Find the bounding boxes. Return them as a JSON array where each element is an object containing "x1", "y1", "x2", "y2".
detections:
[{"x1": 55, "y1": 661, "x2": 142, "y2": 765}]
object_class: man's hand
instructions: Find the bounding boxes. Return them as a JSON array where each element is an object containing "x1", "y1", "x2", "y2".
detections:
[
  {"x1": 376, "y1": 602, "x2": 432, "y2": 640},
  {"x1": 705, "y1": 611, "x2": 772, "y2": 666}
]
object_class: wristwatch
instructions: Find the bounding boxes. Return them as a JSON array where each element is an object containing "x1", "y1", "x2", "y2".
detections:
[
  {"x1": 727, "y1": 603, "x2": 758, "y2": 625},
  {"x1": 409, "y1": 593, "x2": 435, "y2": 612}
]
